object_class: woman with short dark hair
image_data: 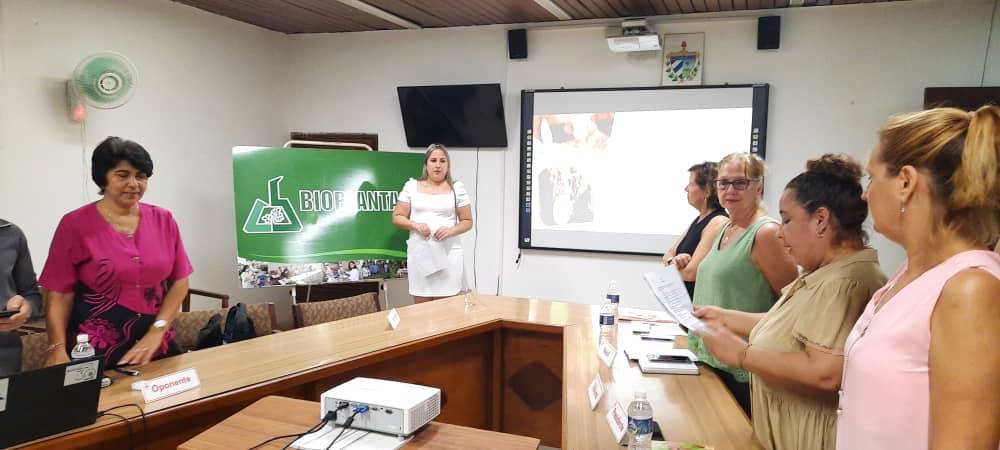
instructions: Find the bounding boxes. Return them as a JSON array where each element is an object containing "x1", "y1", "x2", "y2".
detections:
[
  {"x1": 41, "y1": 137, "x2": 193, "y2": 368},
  {"x1": 696, "y1": 154, "x2": 886, "y2": 450},
  {"x1": 661, "y1": 162, "x2": 728, "y2": 297}
]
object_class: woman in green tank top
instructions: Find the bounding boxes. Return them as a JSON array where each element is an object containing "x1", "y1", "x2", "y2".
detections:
[{"x1": 688, "y1": 153, "x2": 798, "y2": 416}]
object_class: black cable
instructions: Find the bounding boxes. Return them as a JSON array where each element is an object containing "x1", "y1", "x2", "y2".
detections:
[
  {"x1": 325, "y1": 410, "x2": 360, "y2": 450},
  {"x1": 473, "y1": 147, "x2": 480, "y2": 292},
  {"x1": 99, "y1": 412, "x2": 134, "y2": 450},
  {"x1": 247, "y1": 407, "x2": 342, "y2": 450},
  {"x1": 99, "y1": 403, "x2": 147, "y2": 450}
]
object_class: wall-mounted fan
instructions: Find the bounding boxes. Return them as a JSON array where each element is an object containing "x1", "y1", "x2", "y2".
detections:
[{"x1": 66, "y1": 51, "x2": 138, "y2": 122}]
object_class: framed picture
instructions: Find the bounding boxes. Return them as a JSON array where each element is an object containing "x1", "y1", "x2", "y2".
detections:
[{"x1": 661, "y1": 33, "x2": 705, "y2": 86}]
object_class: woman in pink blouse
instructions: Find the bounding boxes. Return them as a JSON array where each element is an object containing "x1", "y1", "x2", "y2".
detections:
[
  {"x1": 41, "y1": 137, "x2": 193, "y2": 368},
  {"x1": 837, "y1": 106, "x2": 1000, "y2": 449}
]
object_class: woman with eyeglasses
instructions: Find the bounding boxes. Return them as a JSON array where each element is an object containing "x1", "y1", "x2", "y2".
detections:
[
  {"x1": 694, "y1": 154, "x2": 887, "y2": 450},
  {"x1": 392, "y1": 144, "x2": 474, "y2": 303},
  {"x1": 661, "y1": 162, "x2": 729, "y2": 298},
  {"x1": 835, "y1": 107, "x2": 1000, "y2": 449},
  {"x1": 686, "y1": 152, "x2": 798, "y2": 415}
]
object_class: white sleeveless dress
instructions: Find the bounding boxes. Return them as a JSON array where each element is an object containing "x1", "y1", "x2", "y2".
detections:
[{"x1": 397, "y1": 178, "x2": 470, "y2": 296}]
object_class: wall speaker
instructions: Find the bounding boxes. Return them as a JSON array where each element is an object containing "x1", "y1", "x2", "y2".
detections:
[
  {"x1": 757, "y1": 16, "x2": 780, "y2": 50},
  {"x1": 508, "y1": 29, "x2": 527, "y2": 60}
]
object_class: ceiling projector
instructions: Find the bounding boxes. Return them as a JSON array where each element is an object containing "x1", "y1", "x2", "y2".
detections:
[{"x1": 607, "y1": 19, "x2": 661, "y2": 53}]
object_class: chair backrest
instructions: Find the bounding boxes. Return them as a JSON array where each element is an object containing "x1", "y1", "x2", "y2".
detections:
[
  {"x1": 292, "y1": 293, "x2": 379, "y2": 328},
  {"x1": 20, "y1": 332, "x2": 49, "y2": 372},
  {"x1": 173, "y1": 302, "x2": 278, "y2": 352},
  {"x1": 182, "y1": 288, "x2": 230, "y2": 312}
]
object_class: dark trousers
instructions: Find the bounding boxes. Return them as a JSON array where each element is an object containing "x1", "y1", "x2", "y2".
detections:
[{"x1": 708, "y1": 365, "x2": 751, "y2": 417}]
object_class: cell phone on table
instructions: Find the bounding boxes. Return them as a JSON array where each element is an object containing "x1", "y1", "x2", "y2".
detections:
[
  {"x1": 0, "y1": 310, "x2": 18, "y2": 319},
  {"x1": 647, "y1": 353, "x2": 692, "y2": 363}
]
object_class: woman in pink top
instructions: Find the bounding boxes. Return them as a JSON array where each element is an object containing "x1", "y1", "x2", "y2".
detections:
[
  {"x1": 838, "y1": 106, "x2": 1000, "y2": 449},
  {"x1": 41, "y1": 137, "x2": 193, "y2": 369}
]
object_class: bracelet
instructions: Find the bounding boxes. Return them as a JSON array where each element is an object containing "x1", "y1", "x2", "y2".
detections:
[
  {"x1": 737, "y1": 343, "x2": 752, "y2": 369},
  {"x1": 46, "y1": 342, "x2": 65, "y2": 352}
]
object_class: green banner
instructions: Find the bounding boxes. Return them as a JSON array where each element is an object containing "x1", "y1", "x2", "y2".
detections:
[{"x1": 232, "y1": 147, "x2": 423, "y2": 264}]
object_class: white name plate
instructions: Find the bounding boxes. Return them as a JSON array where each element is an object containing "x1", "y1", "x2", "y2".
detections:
[
  {"x1": 141, "y1": 368, "x2": 201, "y2": 403},
  {"x1": 588, "y1": 375, "x2": 605, "y2": 410},
  {"x1": 597, "y1": 341, "x2": 617, "y2": 368},
  {"x1": 387, "y1": 308, "x2": 401, "y2": 329},
  {"x1": 605, "y1": 401, "x2": 628, "y2": 443}
]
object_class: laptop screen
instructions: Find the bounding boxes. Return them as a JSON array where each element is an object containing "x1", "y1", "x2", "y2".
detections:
[{"x1": 0, "y1": 356, "x2": 103, "y2": 447}]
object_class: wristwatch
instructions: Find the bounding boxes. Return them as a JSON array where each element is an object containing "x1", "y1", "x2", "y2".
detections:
[{"x1": 152, "y1": 319, "x2": 168, "y2": 330}]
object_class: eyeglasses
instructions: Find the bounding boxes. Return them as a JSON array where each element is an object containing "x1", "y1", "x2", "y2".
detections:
[{"x1": 714, "y1": 178, "x2": 759, "y2": 191}]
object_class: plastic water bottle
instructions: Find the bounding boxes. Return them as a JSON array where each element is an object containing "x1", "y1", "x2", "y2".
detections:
[
  {"x1": 70, "y1": 334, "x2": 95, "y2": 360},
  {"x1": 606, "y1": 280, "x2": 621, "y2": 317},
  {"x1": 599, "y1": 297, "x2": 616, "y2": 343},
  {"x1": 627, "y1": 390, "x2": 654, "y2": 450}
]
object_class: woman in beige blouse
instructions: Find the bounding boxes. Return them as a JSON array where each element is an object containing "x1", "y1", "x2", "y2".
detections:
[{"x1": 695, "y1": 154, "x2": 887, "y2": 450}]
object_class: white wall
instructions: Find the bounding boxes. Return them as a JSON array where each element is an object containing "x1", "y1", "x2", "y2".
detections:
[
  {"x1": 3, "y1": 0, "x2": 999, "y2": 319},
  {"x1": 0, "y1": 0, "x2": 293, "y2": 318},
  {"x1": 283, "y1": 0, "x2": 1000, "y2": 310}
]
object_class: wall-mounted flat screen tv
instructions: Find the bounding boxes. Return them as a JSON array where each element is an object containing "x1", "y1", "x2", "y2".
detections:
[{"x1": 397, "y1": 83, "x2": 508, "y2": 148}]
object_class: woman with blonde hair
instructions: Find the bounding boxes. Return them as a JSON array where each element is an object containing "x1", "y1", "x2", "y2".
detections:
[
  {"x1": 837, "y1": 106, "x2": 1000, "y2": 448},
  {"x1": 688, "y1": 152, "x2": 799, "y2": 415},
  {"x1": 392, "y1": 144, "x2": 473, "y2": 303}
]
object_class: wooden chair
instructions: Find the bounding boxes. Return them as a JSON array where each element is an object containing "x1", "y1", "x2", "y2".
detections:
[
  {"x1": 20, "y1": 331, "x2": 49, "y2": 372},
  {"x1": 173, "y1": 302, "x2": 278, "y2": 352},
  {"x1": 292, "y1": 293, "x2": 380, "y2": 328},
  {"x1": 182, "y1": 288, "x2": 230, "y2": 312}
]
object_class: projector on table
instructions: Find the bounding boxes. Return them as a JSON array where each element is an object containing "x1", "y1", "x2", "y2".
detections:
[{"x1": 320, "y1": 377, "x2": 441, "y2": 437}]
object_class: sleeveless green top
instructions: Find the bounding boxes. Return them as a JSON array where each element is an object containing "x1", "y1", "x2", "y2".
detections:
[{"x1": 689, "y1": 216, "x2": 780, "y2": 382}]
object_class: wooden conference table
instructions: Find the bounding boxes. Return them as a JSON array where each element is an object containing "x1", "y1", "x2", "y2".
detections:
[
  {"x1": 20, "y1": 295, "x2": 760, "y2": 450},
  {"x1": 179, "y1": 395, "x2": 541, "y2": 449}
]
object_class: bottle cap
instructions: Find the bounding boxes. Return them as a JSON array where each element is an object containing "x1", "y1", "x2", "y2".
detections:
[{"x1": 76, "y1": 334, "x2": 89, "y2": 344}]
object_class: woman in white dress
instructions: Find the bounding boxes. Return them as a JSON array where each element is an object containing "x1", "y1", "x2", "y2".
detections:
[{"x1": 392, "y1": 144, "x2": 474, "y2": 303}]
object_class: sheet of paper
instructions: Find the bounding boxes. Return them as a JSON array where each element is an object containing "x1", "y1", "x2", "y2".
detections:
[
  {"x1": 406, "y1": 237, "x2": 449, "y2": 277},
  {"x1": 643, "y1": 266, "x2": 706, "y2": 332},
  {"x1": 644, "y1": 323, "x2": 686, "y2": 339},
  {"x1": 617, "y1": 306, "x2": 676, "y2": 323}
]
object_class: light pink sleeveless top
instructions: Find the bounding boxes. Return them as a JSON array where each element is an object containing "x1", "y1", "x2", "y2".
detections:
[{"x1": 836, "y1": 250, "x2": 1000, "y2": 449}]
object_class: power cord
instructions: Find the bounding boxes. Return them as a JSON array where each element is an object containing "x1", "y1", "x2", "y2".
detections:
[
  {"x1": 325, "y1": 404, "x2": 368, "y2": 450},
  {"x1": 98, "y1": 412, "x2": 133, "y2": 450},
  {"x1": 473, "y1": 146, "x2": 480, "y2": 292},
  {"x1": 248, "y1": 405, "x2": 344, "y2": 450},
  {"x1": 98, "y1": 403, "x2": 147, "y2": 450}
]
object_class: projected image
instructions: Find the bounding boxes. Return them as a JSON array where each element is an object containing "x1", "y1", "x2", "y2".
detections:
[
  {"x1": 534, "y1": 113, "x2": 615, "y2": 151},
  {"x1": 531, "y1": 112, "x2": 612, "y2": 226},
  {"x1": 520, "y1": 85, "x2": 767, "y2": 254}
]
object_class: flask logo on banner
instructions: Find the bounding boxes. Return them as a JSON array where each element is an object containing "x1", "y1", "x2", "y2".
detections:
[
  {"x1": 243, "y1": 176, "x2": 303, "y2": 234},
  {"x1": 243, "y1": 175, "x2": 402, "y2": 235}
]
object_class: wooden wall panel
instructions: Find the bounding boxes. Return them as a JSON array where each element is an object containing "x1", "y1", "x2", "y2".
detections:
[{"x1": 501, "y1": 328, "x2": 564, "y2": 448}]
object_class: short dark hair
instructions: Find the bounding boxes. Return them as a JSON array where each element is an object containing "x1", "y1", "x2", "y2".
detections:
[
  {"x1": 91, "y1": 137, "x2": 154, "y2": 195},
  {"x1": 785, "y1": 153, "x2": 868, "y2": 244},
  {"x1": 688, "y1": 161, "x2": 722, "y2": 210}
]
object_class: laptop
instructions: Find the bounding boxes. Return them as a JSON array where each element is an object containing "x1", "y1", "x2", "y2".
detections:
[{"x1": 0, "y1": 356, "x2": 103, "y2": 448}]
